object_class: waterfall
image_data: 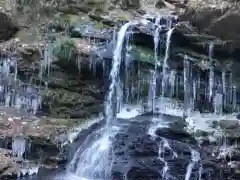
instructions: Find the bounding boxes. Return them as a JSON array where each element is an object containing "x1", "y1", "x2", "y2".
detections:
[
  {"x1": 105, "y1": 22, "x2": 133, "y2": 127},
  {"x1": 148, "y1": 25, "x2": 160, "y2": 111},
  {"x1": 162, "y1": 28, "x2": 174, "y2": 96},
  {"x1": 67, "y1": 22, "x2": 133, "y2": 179}
]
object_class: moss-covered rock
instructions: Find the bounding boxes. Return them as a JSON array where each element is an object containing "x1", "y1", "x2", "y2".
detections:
[{"x1": 52, "y1": 37, "x2": 77, "y2": 62}]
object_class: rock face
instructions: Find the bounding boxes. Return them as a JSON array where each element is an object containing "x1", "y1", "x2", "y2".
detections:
[
  {"x1": 179, "y1": 0, "x2": 240, "y2": 55},
  {"x1": 111, "y1": 119, "x2": 164, "y2": 180},
  {"x1": 110, "y1": 114, "x2": 240, "y2": 180},
  {"x1": 0, "y1": 10, "x2": 19, "y2": 41}
]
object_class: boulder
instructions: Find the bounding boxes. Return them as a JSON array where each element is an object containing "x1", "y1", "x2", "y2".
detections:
[
  {"x1": 179, "y1": 0, "x2": 240, "y2": 56},
  {"x1": 0, "y1": 10, "x2": 19, "y2": 41},
  {"x1": 218, "y1": 120, "x2": 240, "y2": 129},
  {"x1": 120, "y1": 0, "x2": 140, "y2": 9},
  {"x1": 155, "y1": 127, "x2": 197, "y2": 144},
  {"x1": 0, "y1": 148, "x2": 19, "y2": 179}
]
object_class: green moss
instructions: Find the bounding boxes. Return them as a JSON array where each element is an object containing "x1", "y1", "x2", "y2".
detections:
[
  {"x1": 117, "y1": 13, "x2": 131, "y2": 21},
  {"x1": 85, "y1": 0, "x2": 106, "y2": 5},
  {"x1": 131, "y1": 45, "x2": 156, "y2": 65},
  {"x1": 93, "y1": 21, "x2": 109, "y2": 29},
  {"x1": 17, "y1": 0, "x2": 37, "y2": 6},
  {"x1": 54, "y1": 13, "x2": 88, "y2": 26},
  {"x1": 52, "y1": 37, "x2": 77, "y2": 61}
]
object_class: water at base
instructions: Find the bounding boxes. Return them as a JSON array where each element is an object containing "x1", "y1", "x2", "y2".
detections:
[{"x1": 68, "y1": 126, "x2": 119, "y2": 179}]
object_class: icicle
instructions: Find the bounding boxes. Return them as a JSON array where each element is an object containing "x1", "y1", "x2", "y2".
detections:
[
  {"x1": 15, "y1": 94, "x2": 21, "y2": 111},
  {"x1": 233, "y1": 85, "x2": 237, "y2": 112},
  {"x1": 32, "y1": 96, "x2": 39, "y2": 115},
  {"x1": 14, "y1": 60, "x2": 18, "y2": 81},
  {"x1": 12, "y1": 136, "x2": 26, "y2": 160},
  {"x1": 213, "y1": 92, "x2": 223, "y2": 115},
  {"x1": 162, "y1": 28, "x2": 174, "y2": 96},
  {"x1": 5, "y1": 91, "x2": 11, "y2": 107},
  {"x1": 208, "y1": 42, "x2": 214, "y2": 102},
  {"x1": 222, "y1": 71, "x2": 226, "y2": 109},
  {"x1": 169, "y1": 70, "x2": 176, "y2": 97},
  {"x1": 183, "y1": 55, "x2": 192, "y2": 116},
  {"x1": 229, "y1": 72, "x2": 233, "y2": 109},
  {"x1": 193, "y1": 79, "x2": 197, "y2": 110}
]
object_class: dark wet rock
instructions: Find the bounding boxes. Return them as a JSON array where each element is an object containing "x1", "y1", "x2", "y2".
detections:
[
  {"x1": 218, "y1": 120, "x2": 240, "y2": 129},
  {"x1": 173, "y1": 22, "x2": 237, "y2": 60},
  {"x1": 111, "y1": 119, "x2": 164, "y2": 180},
  {"x1": 237, "y1": 113, "x2": 240, "y2": 120},
  {"x1": 155, "y1": 127, "x2": 197, "y2": 144},
  {"x1": 195, "y1": 129, "x2": 209, "y2": 137},
  {"x1": 201, "y1": 158, "x2": 232, "y2": 179},
  {"x1": 120, "y1": 0, "x2": 140, "y2": 10},
  {"x1": 0, "y1": 10, "x2": 19, "y2": 41},
  {"x1": 155, "y1": 0, "x2": 166, "y2": 8}
]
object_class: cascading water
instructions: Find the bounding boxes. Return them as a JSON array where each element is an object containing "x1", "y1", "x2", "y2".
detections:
[
  {"x1": 105, "y1": 22, "x2": 133, "y2": 126},
  {"x1": 147, "y1": 16, "x2": 162, "y2": 111},
  {"x1": 67, "y1": 22, "x2": 133, "y2": 179},
  {"x1": 148, "y1": 26, "x2": 160, "y2": 111}
]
